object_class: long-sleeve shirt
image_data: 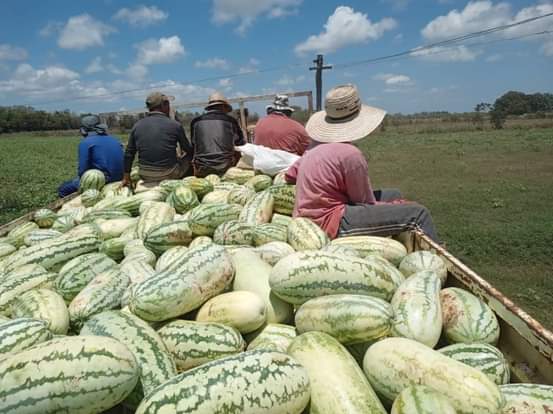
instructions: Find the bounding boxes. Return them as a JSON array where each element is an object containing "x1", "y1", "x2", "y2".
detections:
[
  {"x1": 78, "y1": 133, "x2": 124, "y2": 182},
  {"x1": 285, "y1": 142, "x2": 376, "y2": 238},
  {"x1": 124, "y1": 112, "x2": 192, "y2": 173},
  {"x1": 254, "y1": 113, "x2": 311, "y2": 155}
]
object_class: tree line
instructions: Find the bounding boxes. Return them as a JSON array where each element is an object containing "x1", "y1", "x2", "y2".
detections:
[{"x1": 0, "y1": 91, "x2": 551, "y2": 134}]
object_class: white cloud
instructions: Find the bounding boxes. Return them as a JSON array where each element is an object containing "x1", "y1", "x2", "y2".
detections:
[
  {"x1": 0, "y1": 44, "x2": 28, "y2": 61},
  {"x1": 219, "y1": 78, "x2": 232, "y2": 87},
  {"x1": 211, "y1": 0, "x2": 302, "y2": 34},
  {"x1": 85, "y1": 57, "x2": 104, "y2": 74},
  {"x1": 194, "y1": 58, "x2": 230, "y2": 70},
  {"x1": 486, "y1": 53, "x2": 503, "y2": 62},
  {"x1": 373, "y1": 73, "x2": 412, "y2": 85},
  {"x1": 58, "y1": 14, "x2": 116, "y2": 50},
  {"x1": 113, "y1": 5, "x2": 168, "y2": 26},
  {"x1": 239, "y1": 57, "x2": 261, "y2": 73},
  {"x1": 275, "y1": 74, "x2": 306, "y2": 86},
  {"x1": 39, "y1": 21, "x2": 64, "y2": 37},
  {"x1": 411, "y1": 45, "x2": 481, "y2": 62},
  {"x1": 136, "y1": 36, "x2": 186, "y2": 65},
  {"x1": 294, "y1": 6, "x2": 397, "y2": 55},
  {"x1": 126, "y1": 64, "x2": 148, "y2": 81}
]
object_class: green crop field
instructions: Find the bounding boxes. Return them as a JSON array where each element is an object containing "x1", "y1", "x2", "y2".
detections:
[{"x1": 1, "y1": 127, "x2": 552, "y2": 329}]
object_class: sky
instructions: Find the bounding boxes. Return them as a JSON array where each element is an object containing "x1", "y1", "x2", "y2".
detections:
[{"x1": 0, "y1": 0, "x2": 552, "y2": 114}]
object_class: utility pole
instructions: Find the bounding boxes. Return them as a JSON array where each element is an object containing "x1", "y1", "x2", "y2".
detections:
[{"x1": 309, "y1": 54, "x2": 332, "y2": 111}]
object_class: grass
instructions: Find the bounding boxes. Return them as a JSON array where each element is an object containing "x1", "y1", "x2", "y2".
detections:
[{"x1": 1, "y1": 128, "x2": 552, "y2": 329}]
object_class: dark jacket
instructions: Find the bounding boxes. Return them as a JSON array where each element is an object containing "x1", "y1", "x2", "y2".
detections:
[
  {"x1": 124, "y1": 112, "x2": 193, "y2": 173},
  {"x1": 190, "y1": 110, "x2": 245, "y2": 176},
  {"x1": 78, "y1": 133, "x2": 124, "y2": 182}
]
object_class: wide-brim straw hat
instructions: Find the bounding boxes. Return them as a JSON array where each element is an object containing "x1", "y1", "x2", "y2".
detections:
[
  {"x1": 205, "y1": 92, "x2": 232, "y2": 111},
  {"x1": 306, "y1": 84, "x2": 386, "y2": 143}
]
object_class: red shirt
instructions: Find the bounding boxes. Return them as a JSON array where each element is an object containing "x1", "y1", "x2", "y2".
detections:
[
  {"x1": 285, "y1": 143, "x2": 376, "y2": 238},
  {"x1": 254, "y1": 113, "x2": 311, "y2": 155}
]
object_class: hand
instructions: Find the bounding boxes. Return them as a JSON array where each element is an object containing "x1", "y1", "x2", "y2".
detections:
[{"x1": 121, "y1": 174, "x2": 133, "y2": 189}]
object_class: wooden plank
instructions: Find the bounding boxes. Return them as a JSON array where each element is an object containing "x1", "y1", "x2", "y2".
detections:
[
  {"x1": 0, "y1": 193, "x2": 77, "y2": 237},
  {"x1": 412, "y1": 230, "x2": 553, "y2": 384}
]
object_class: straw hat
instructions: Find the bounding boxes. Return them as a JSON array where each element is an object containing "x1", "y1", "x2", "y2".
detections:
[
  {"x1": 205, "y1": 92, "x2": 232, "y2": 111},
  {"x1": 306, "y1": 84, "x2": 386, "y2": 143}
]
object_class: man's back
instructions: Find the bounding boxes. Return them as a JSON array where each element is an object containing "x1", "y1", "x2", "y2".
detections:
[
  {"x1": 191, "y1": 110, "x2": 245, "y2": 175},
  {"x1": 126, "y1": 112, "x2": 190, "y2": 170},
  {"x1": 78, "y1": 134, "x2": 123, "y2": 182},
  {"x1": 254, "y1": 113, "x2": 311, "y2": 155}
]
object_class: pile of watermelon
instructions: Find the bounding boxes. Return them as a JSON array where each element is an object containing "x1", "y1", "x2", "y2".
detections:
[{"x1": 0, "y1": 167, "x2": 551, "y2": 414}]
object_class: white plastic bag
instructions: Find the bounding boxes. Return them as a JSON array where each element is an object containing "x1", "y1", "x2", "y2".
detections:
[{"x1": 235, "y1": 144, "x2": 300, "y2": 176}]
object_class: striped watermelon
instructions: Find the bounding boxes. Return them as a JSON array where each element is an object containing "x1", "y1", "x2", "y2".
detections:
[
  {"x1": 0, "y1": 318, "x2": 52, "y2": 356},
  {"x1": 3, "y1": 232, "x2": 99, "y2": 273},
  {"x1": 0, "y1": 336, "x2": 139, "y2": 414},
  {"x1": 120, "y1": 261, "x2": 156, "y2": 308},
  {"x1": 55, "y1": 252, "x2": 117, "y2": 302},
  {"x1": 365, "y1": 253, "x2": 406, "y2": 287},
  {"x1": 167, "y1": 185, "x2": 199, "y2": 213},
  {"x1": 101, "y1": 181, "x2": 132, "y2": 198},
  {"x1": 272, "y1": 171, "x2": 287, "y2": 185},
  {"x1": 289, "y1": 331, "x2": 387, "y2": 414},
  {"x1": 201, "y1": 189, "x2": 230, "y2": 204},
  {"x1": 0, "y1": 264, "x2": 58, "y2": 314},
  {"x1": 135, "y1": 202, "x2": 175, "y2": 240},
  {"x1": 391, "y1": 270, "x2": 442, "y2": 348},
  {"x1": 239, "y1": 190, "x2": 274, "y2": 225},
  {"x1": 270, "y1": 251, "x2": 397, "y2": 305},
  {"x1": 189, "y1": 235, "x2": 213, "y2": 248},
  {"x1": 439, "y1": 343, "x2": 510, "y2": 385},
  {"x1": 10, "y1": 288, "x2": 69, "y2": 335},
  {"x1": 204, "y1": 174, "x2": 221, "y2": 186},
  {"x1": 99, "y1": 237, "x2": 127, "y2": 261},
  {"x1": 81, "y1": 189, "x2": 103, "y2": 207},
  {"x1": 159, "y1": 179, "x2": 184, "y2": 195},
  {"x1": 500, "y1": 383, "x2": 553, "y2": 413},
  {"x1": 222, "y1": 167, "x2": 256, "y2": 184},
  {"x1": 231, "y1": 248, "x2": 294, "y2": 324},
  {"x1": 440, "y1": 287, "x2": 500, "y2": 345},
  {"x1": 399, "y1": 251, "x2": 448, "y2": 285},
  {"x1": 80, "y1": 310, "x2": 177, "y2": 406},
  {"x1": 182, "y1": 176, "x2": 214, "y2": 199},
  {"x1": 267, "y1": 184, "x2": 296, "y2": 215},
  {"x1": 7, "y1": 222, "x2": 39, "y2": 248},
  {"x1": 129, "y1": 244, "x2": 234, "y2": 322},
  {"x1": 121, "y1": 249, "x2": 156, "y2": 267},
  {"x1": 123, "y1": 239, "x2": 145, "y2": 256},
  {"x1": 213, "y1": 182, "x2": 240, "y2": 192},
  {"x1": 322, "y1": 244, "x2": 362, "y2": 257},
  {"x1": 227, "y1": 185, "x2": 256, "y2": 205},
  {"x1": 188, "y1": 203, "x2": 242, "y2": 236},
  {"x1": 23, "y1": 229, "x2": 62, "y2": 246},
  {"x1": 135, "y1": 350, "x2": 310, "y2": 414},
  {"x1": 79, "y1": 169, "x2": 106, "y2": 192},
  {"x1": 143, "y1": 220, "x2": 193, "y2": 255},
  {"x1": 295, "y1": 294, "x2": 393, "y2": 344},
  {"x1": 213, "y1": 220, "x2": 254, "y2": 246},
  {"x1": 68, "y1": 268, "x2": 129, "y2": 329},
  {"x1": 98, "y1": 190, "x2": 166, "y2": 216},
  {"x1": 271, "y1": 212, "x2": 293, "y2": 227},
  {"x1": 155, "y1": 246, "x2": 188, "y2": 272},
  {"x1": 246, "y1": 174, "x2": 273, "y2": 192},
  {"x1": 253, "y1": 240, "x2": 294, "y2": 266},
  {"x1": 391, "y1": 385, "x2": 457, "y2": 414},
  {"x1": 81, "y1": 208, "x2": 131, "y2": 223},
  {"x1": 253, "y1": 223, "x2": 288, "y2": 246},
  {"x1": 157, "y1": 320, "x2": 245, "y2": 372},
  {"x1": 0, "y1": 243, "x2": 15, "y2": 259},
  {"x1": 33, "y1": 208, "x2": 57, "y2": 228},
  {"x1": 287, "y1": 217, "x2": 329, "y2": 251},
  {"x1": 196, "y1": 291, "x2": 267, "y2": 334},
  {"x1": 247, "y1": 323, "x2": 296, "y2": 353},
  {"x1": 51, "y1": 213, "x2": 76, "y2": 233},
  {"x1": 363, "y1": 337, "x2": 504, "y2": 413},
  {"x1": 332, "y1": 235, "x2": 407, "y2": 266},
  {"x1": 95, "y1": 217, "x2": 138, "y2": 240}
]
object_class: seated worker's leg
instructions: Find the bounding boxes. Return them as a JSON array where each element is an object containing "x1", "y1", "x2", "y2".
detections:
[
  {"x1": 338, "y1": 202, "x2": 438, "y2": 242},
  {"x1": 58, "y1": 178, "x2": 80, "y2": 198},
  {"x1": 373, "y1": 188, "x2": 402, "y2": 202}
]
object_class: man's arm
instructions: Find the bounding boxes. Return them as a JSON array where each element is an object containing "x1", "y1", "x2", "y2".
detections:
[
  {"x1": 122, "y1": 129, "x2": 137, "y2": 187},
  {"x1": 285, "y1": 158, "x2": 301, "y2": 184},
  {"x1": 344, "y1": 161, "x2": 377, "y2": 205},
  {"x1": 233, "y1": 118, "x2": 246, "y2": 146},
  {"x1": 295, "y1": 124, "x2": 312, "y2": 156},
  {"x1": 176, "y1": 124, "x2": 193, "y2": 160},
  {"x1": 77, "y1": 140, "x2": 90, "y2": 177}
]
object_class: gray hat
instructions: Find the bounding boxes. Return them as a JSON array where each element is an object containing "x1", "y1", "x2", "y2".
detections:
[
  {"x1": 80, "y1": 115, "x2": 108, "y2": 136},
  {"x1": 146, "y1": 91, "x2": 175, "y2": 109},
  {"x1": 267, "y1": 94, "x2": 295, "y2": 113}
]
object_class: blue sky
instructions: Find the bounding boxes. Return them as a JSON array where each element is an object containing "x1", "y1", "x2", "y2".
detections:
[{"x1": 0, "y1": 0, "x2": 551, "y2": 114}]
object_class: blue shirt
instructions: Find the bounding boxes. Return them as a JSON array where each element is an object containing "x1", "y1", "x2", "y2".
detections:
[{"x1": 78, "y1": 133, "x2": 124, "y2": 182}]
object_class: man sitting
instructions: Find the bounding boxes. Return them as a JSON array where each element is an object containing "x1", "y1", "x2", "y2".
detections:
[
  {"x1": 254, "y1": 94, "x2": 311, "y2": 155},
  {"x1": 190, "y1": 92, "x2": 245, "y2": 177},
  {"x1": 58, "y1": 115, "x2": 123, "y2": 197},
  {"x1": 122, "y1": 92, "x2": 193, "y2": 187},
  {"x1": 285, "y1": 84, "x2": 438, "y2": 241}
]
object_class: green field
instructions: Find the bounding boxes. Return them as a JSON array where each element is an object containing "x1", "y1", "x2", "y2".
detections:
[{"x1": 1, "y1": 128, "x2": 552, "y2": 329}]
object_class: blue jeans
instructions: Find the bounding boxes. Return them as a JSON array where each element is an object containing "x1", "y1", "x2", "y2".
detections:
[{"x1": 58, "y1": 178, "x2": 80, "y2": 198}]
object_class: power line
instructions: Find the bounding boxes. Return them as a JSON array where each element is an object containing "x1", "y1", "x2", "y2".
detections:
[{"x1": 16, "y1": 11, "x2": 553, "y2": 108}]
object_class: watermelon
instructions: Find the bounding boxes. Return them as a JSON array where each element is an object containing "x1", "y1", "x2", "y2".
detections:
[
  {"x1": 254, "y1": 241, "x2": 295, "y2": 266},
  {"x1": 222, "y1": 167, "x2": 255, "y2": 184},
  {"x1": 143, "y1": 220, "x2": 193, "y2": 255},
  {"x1": 391, "y1": 385, "x2": 457, "y2": 414},
  {"x1": 167, "y1": 185, "x2": 199, "y2": 214},
  {"x1": 247, "y1": 323, "x2": 296, "y2": 353},
  {"x1": 399, "y1": 251, "x2": 448, "y2": 285},
  {"x1": 213, "y1": 220, "x2": 254, "y2": 246},
  {"x1": 253, "y1": 223, "x2": 288, "y2": 246},
  {"x1": 154, "y1": 246, "x2": 188, "y2": 272},
  {"x1": 245, "y1": 174, "x2": 273, "y2": 192},
  {"x1": 23, "y1": 229, "x2": 62, "y2": 246},
  {"x1": 7, "y1": 222, "x2": 39, "y2": 248},
  {"x1": 331, "y1": 235, "x2": 407, "y2": 266},
  {"x1": 10, "y1": 288, "x2": 69, "y2": 335},
  {"x1": 287, "y1": 217, "x2": 329, "y2": 251},
  {"x1": 227, "y1": 185, "x2": 256, "y2": 205},
  {"x1": 201, "y1": 189, "x2": 230, "y2": 204},
  {"x1": 79, "y1": 169, "x2": 106, "y2": 192},
  {"x1": 81, "y1": 189, "x2": 103, "y2": 207},
  {"x1": 0, "y1": 318, "x2": 52, "y2": 356},
  {"x1": 267, "y1": 184, "x2": 296, "y2": 215},
  {"x1": 33, "y1": 208, "x2": 57, "y2": 228},
  {"x1": 188, "y1": 203, "x2": 242, "y2": 236},
  {"x1": 500, "y1": 383, "x2": 553, "y2": 413},
  {"x1": 182, "y1": 176, "x2": 214, "y2": 199},
  {"x1": 239, "y1": 190, "x2": 274, "y2": 225}
]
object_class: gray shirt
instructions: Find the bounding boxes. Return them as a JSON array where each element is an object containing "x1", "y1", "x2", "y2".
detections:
[{"x1": 124, "y1": 112, "x2": 193, "y2": 173}]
